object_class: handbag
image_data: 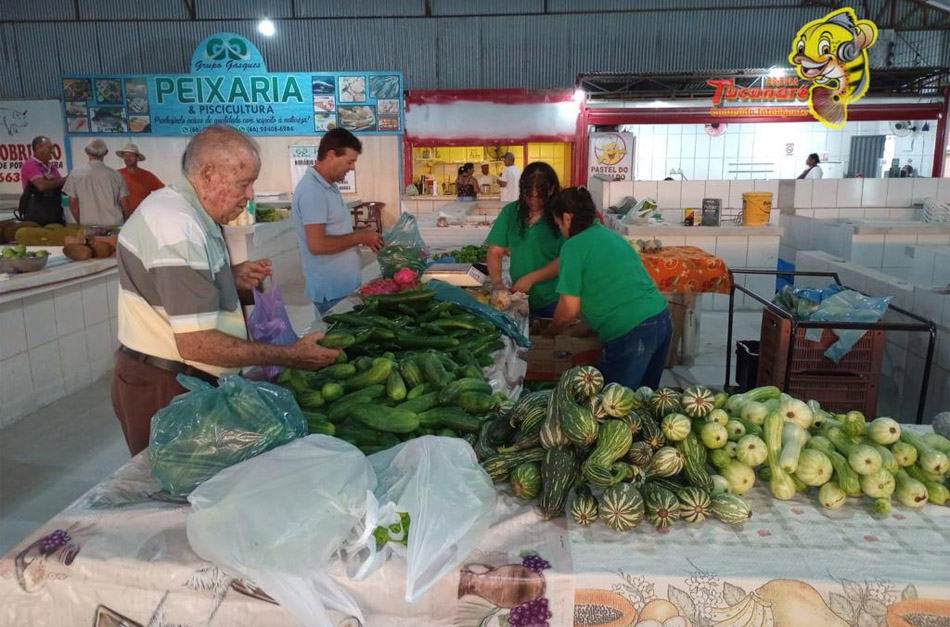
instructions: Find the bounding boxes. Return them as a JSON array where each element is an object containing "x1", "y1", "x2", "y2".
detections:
[{"x1": 16, "y1": 180, "x2": 64, "y2": 226}]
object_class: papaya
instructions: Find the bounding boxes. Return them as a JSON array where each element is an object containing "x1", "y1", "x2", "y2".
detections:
[
  {"x1": 886, "y1": 599, "x2": 950, "y2": 627},
  {"x1": 573, "y1": 589, "x2": 638, "y2": 627}
]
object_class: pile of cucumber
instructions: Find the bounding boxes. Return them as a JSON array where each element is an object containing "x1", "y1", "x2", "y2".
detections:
[{"x1": 276, "y1": 288, "x2": 511, "y2": 453}]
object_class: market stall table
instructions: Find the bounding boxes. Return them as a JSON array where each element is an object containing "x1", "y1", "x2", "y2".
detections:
[
  {"x1": 2, "y1": 447, "x2": 948, "y2": 627},
  {"x1": 637, "y1": 245, "x2": 733, "y2": 367}
]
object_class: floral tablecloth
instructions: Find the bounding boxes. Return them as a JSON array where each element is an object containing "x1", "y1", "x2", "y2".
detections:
[
  {"x1": 2, "y1": 451, "x2": 948, "y2": 627},
  {"x1": 639, "y1": 246, "x2": 732, "y2": 294}
]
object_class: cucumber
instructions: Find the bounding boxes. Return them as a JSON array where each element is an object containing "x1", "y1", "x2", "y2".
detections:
[
  {"x1": 343, "y1": 358, "x2": 392, "y2": 391},
  {"x1": 456, "y1": 348, "x2": 480, "y2": 369},
  {"x1": 399, "y1": 359, "x2": 425, "y2": 388},
  {"x1": 350, "y1": 404, "x2": 419, "y2": 433},
  {"x1": 417, "y1": 353, "x2": 453, "y2": 387},
  {"x1": 365, "y1": 290, "x2": 436, "y2": 305},
  {"x1": 321, "y1": 363, "x2": 356, "y2": 380},
  {"x1": 386, "y1": 370, "x2": 407, "y2": 402},
  {"x1": 333, "y1": 350, "x2": 349, "y2": 364},
  {"x1": 326, "y1": 385, "x2": 386, "y2": 422},
  {"x1": 317, "y1": 331, "x2": 355, "y2": 348},
  {"x1": 352, "y1": 356, "x2": 374, "y2": 372},
  {"x1": 459, "y1": 365, "x2": 485, "y2": 380},
  {"x1": 418, "y1": 407, "x2": 482, "y2": 433},
  {"x1": 306, "y1": 419, "x2": 335, "y2": 436},
  {"x1": 406, "y1": 384, "x2": 427, "y2": 400},
  {"x1": 454, "y1": 391, "x2": 496, "y2": 414},
  {"x1": 438, "y1": 378, "x2": 493, "y2": 405},
  {"x1": 398, "y1": 392, "x2": 440, "y2": 414},
  {"x1": 320, "y1": 382, "x2": 345, "y2": 401},
  {"x1": 393, "y1": 334, "x2": 460, "y2": 350}
]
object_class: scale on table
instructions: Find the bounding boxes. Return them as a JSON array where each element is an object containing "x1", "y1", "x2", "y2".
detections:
[{"x1": 420, "y1": 263, "x2": 487, "y2": 287}]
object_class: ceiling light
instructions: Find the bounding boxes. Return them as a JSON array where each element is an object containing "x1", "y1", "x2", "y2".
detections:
[
  {"x1": 258, "y1": 18, "x2": 275, "y2": 37},
  {"x1": 573, "y1": 88, "x2": 586, "y2": 104},
  {"x1": 768, "y1": 67, "x2": 786, "y2": 78}
]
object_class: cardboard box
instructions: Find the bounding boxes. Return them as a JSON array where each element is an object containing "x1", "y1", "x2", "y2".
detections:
[{"x1": 525, "y1": 319, "x2": 602, "y2": 380}]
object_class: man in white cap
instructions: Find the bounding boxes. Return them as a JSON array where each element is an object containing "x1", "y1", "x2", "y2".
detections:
[
  {"x1": 64, "y1": 138, "x2": 130, "y2": 225},
  {"x1": 117, "y1": 142, "x2": 164, "y2": 214},
  {"x1": 474, "y1": 162, "x2": 497, "y2": 195},
  {"x1": 497, "y1": 151, "x2": 522, "y2": 203}
]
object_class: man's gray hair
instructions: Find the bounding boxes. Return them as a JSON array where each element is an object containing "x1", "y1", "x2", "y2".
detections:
[
  {"x1": 85, "y1": 138, "x2": 108, "y2": 158},
  {"x1": 181, "y1": 124, "x2": 260, "y2": 176}
]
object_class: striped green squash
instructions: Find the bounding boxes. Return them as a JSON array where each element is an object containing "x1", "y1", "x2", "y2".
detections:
[
  {"x1": 571, "y1": 366, "x2": 605, "y2": 399},
  {"x1": 537, "y1": 447, "x2": 579, "y2": 519},
  {"x1": 587, "y1": 420, "x2": 633, "y2": 467},
  {"x1": 677, "y1": 486, "x2": 712, "y2": 523},
  {"x1": 569, "y1": 485, "x2": 599, "y2": 526},
  {"x1": 601, "y1": 383, "x2": 639, "y2": 418},
  {"x1": 510, "y1": 462, "x2": 541, "y2": 500},
  {"x1": 626, "y1": 440, "x2": 654, "y2": 467},
  {"x1": 710, "y1": 493, "x2": 753, "y2": 525},
  {"x1": 644, "y1": 484, "x2": 680, "y2": 529},
  {"x1": 660, "y1": 413, "x2": 692, "y2": 442},
  {"x1": 681, "y1": 386, "x2": 716, "y2": 419},
  {"x1": 597, "y1": 483, "x2": 644, "y2": 532},
  {"x1": 648, "y1": 388, "x2": 682, "y2": 418},
  {"x1": 645, "y1": 446, "x2": 685, "y2": 478}
]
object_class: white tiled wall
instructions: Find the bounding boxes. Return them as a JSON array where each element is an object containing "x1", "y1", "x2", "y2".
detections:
[
  {"x1": 795, "y1": 251, "x2": 950, "y2": 423},
  {"x1": 0, "y1": 273, "x2": 120, "y2": 428},
  {"x1": 620, "y1": 120, "x2": 938, "y2": 181}
]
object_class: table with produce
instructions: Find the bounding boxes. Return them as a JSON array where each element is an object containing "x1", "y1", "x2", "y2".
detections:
[{"x1": 3, "y1": 321, "x2": 949, "y2": 627}]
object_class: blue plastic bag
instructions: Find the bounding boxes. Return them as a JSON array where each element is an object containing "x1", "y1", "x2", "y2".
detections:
[
  {"x1": 246, "y1": 280, "x2": 299, "y2": 380},
  {"x1": 425, "y1": 279, "x2": 531, "y2": 347},
  {"x1": 804, "y1": 289, "x2": 891, "y2": 363},
  {"x1": 149, "y1": 374, "x2": 307, "y2": 496}
]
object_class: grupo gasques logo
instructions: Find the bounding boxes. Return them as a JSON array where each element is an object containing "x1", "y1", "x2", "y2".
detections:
[
  {"x1": 789, "y1": 8, "x2": 878, "y2": 129},
  {"x1": 205, "y1": 36, "x2": 250, "y2": 61}
]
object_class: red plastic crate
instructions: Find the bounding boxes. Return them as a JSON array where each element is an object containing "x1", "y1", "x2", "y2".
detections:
[
  {"x1": 757, "y1": 307, "x2": 885, "y2": 385},
  {"x1": 782, "y1": 373, "x2": 879, "y2": 417}
]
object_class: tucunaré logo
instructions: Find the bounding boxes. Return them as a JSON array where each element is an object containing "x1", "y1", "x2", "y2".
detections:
[{"x1": 789, "y1": 8, "x2": 878, "y2": 128}]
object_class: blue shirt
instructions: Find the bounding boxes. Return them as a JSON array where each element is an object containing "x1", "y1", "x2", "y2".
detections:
[{"x1": 292, "y1": 168, "x2": 361, "y2": 303}]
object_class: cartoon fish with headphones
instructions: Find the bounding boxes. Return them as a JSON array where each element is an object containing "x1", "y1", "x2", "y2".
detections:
[{"x1": 789, "y1": 8, "x2": 878, "y2": 128}]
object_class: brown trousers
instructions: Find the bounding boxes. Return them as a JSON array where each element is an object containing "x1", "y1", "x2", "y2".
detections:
[{"x1": 111, "y1": 350, "x2": 187, "y2": 457}]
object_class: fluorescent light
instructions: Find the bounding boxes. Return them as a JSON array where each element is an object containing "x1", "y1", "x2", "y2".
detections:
[
  {"x1": 573, "y1": 88, "x2": 586, "y2": 104},
  {"x1": 258, "y1": 18, "x2": 275, "y2": 37},
  {"x1": 768, "y1": 67, "x2": 787, "y2": 78}
]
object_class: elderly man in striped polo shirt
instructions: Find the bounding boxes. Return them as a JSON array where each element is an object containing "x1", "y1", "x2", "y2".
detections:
[{"x1": 112, "y1": 125, "x2": 340, "y2": 456}]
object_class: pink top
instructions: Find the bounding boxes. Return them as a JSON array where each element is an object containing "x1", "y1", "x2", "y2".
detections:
[{"x1": 20, "y1": 157, "x2": 62, "y2": 190}]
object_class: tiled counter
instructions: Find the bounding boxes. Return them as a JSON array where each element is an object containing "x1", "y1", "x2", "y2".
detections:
[{"x1": 1, "y1": 259, "x2": 120, "y2": 427}]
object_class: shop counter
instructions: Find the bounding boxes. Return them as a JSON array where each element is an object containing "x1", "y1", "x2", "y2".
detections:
[
  {"x1": 0, "y1": 252, "x2": 120, "y2": 426},
  {"x1": 3, "y1": 436, "x2": 948, "y2": 627}
]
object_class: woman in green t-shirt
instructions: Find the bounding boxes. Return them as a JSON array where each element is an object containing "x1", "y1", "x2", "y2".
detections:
[
  {"x1": 485, "y1": 162, "x2": 563, "y2": 317},
  {"x1": 543, "y1": 187, "x2": 672, "y2": 389}
]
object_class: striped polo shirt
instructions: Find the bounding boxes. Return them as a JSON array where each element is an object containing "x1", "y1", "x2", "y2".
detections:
[{"x1": 116, "y1": 178, "x2": 246, "y2": 376}]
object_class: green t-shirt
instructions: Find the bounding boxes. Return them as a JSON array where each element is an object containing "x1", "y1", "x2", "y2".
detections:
[
  {"x1": 557, "y1": 223, "x2": 668, "y2": 342},
  {"x1": 485, "y1": 201, "x2": 563, "y2": 309}
]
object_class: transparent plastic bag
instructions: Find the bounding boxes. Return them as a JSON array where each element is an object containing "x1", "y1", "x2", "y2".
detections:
[
  {"x1": 246, "y1": 279, "x2": 299, "y2": 381},
  {"x1": 187, "y1": 435, "x2": 376, "y2": 627},
  {"x1": 378, "y1": 212, "x2": 429, "y2": 278},
  {"x1": 360, "y1": 436, "x2": 496, "y2": 602},
  {"x1": 149, "y1": 374, "x2": 306, "y2": 496},
  {"x1": 426, "y1": 279, "x2": 531, "y2": 347},
  {"x1": 805, "y1": 289, "x2": 890, "y2": 362}
]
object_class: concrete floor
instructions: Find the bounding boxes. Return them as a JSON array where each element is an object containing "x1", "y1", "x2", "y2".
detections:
[{"x1": 0, "y1": 280, "x2": 762, "y2": 555}]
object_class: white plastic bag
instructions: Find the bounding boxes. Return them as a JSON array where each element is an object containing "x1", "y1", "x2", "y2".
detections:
[
  {"x1": 186, "y1": 435, "x2": 376, "y2": 627},
  {"x1": 361, "y1": 436, "x2": 497, "y2": 602}
]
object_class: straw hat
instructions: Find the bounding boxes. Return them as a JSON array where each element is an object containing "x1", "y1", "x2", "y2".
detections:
[{"x1": 116, "y1": 143, "x2": 145, "y2": 161}]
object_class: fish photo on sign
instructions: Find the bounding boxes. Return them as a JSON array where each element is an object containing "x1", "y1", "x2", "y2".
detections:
[
  {"x1": 66, "y1": 102, "x2": 88, "y2": 117},
  {"x1": 94, "y1": 78, "x2": 123, "y2": 104},
  {"x1": 313, "y1": 113, "x2": 337, "y2": 132},
  {"x1": 377, "y1": 99, "x2": 399, "y2": 116},
  {"x1": 90, "y1": 107, "x2": 127, "y2": 133},
  {"x1": 313, "y1": 95, "x2": 335, "y2": 113},
  {"x1": 62, "y1": 78, "x2": 91, "y2": 101},
  {"x1": 128, "y1": 116, "x2": 151, "y2": 133},
  {"x1": 311, "y1": 75, "x2": 335, "y2": 94},
  {"x1": 125, "y1": 78, "x2": 147, "y2": 98},
  {"x1": 338, "y1": 105, "x2": 375, "y2": 131},
  {"x1": 339, "y1": 75, "x2": 366, "y2": 102},
  {"x1": 369, "y1": 74, "x2": 400, "y2": 99}
]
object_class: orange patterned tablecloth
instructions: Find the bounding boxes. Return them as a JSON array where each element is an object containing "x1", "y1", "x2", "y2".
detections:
[{"x1": 639, "y1": 245, "x2": 732, "y2": 293}]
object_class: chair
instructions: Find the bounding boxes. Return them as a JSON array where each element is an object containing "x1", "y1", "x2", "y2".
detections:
[{"x1": 351, "y1": 201, "x2": 384, "y2": 232}]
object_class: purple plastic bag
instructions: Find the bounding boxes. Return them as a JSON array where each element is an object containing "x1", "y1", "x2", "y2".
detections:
[{"x1": 246, "y1": 280, "x2": 299, "y2": 380}]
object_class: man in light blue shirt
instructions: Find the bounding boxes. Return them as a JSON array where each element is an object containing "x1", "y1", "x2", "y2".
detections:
[{"x1": 292, "y1": 128, "x2": 383, "y2": 315}]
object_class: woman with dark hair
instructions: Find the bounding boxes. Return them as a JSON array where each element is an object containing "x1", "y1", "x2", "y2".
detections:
[
  {"x1": 544, "y1": 187, "x2": 671, "y2": 389},
  {"x1": 455, "y1": 162, "x2": 479, "y2": 199},
  {"x1": 797, "y1": 153, "x2": 823, "y2": 179},
  {"x1": 485, "y1": 162, "x2": 563, "y2": 317}
]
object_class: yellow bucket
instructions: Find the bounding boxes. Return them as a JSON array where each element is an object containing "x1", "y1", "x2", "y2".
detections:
[{"x1": 741, "y1": 192, "x2": 773, "y2": 226}]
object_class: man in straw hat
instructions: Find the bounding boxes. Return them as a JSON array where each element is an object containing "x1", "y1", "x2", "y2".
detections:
[{"x1": 117, "y1": 142, "x2": 164, "y2": 214}]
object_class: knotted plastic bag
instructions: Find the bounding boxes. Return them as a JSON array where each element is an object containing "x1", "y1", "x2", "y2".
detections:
[
  {"x1": 187, "y1": 435, "x2": 375, "y2": 627},
  {"x1": 149, "y1": 374, "x2": 306, "y2": 496},
  {"x1": 378, "y1": 212, "x2": 429, "y2": 278},
  {"x1": 246, "y1": 279, "x2": 299, "y2": 380},
  {"x1": 355, "y1": 437, "x2": 497, "y2": 602}
]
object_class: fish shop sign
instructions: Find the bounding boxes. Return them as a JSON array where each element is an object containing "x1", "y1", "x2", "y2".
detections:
[{"x1": 60, "y1": 32, "x2": 404, "y2": 137}]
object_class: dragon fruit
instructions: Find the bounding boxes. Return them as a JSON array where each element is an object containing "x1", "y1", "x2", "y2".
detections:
[{"x1": 394, "y1": 267, "x2": 419, "y2": 286}]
